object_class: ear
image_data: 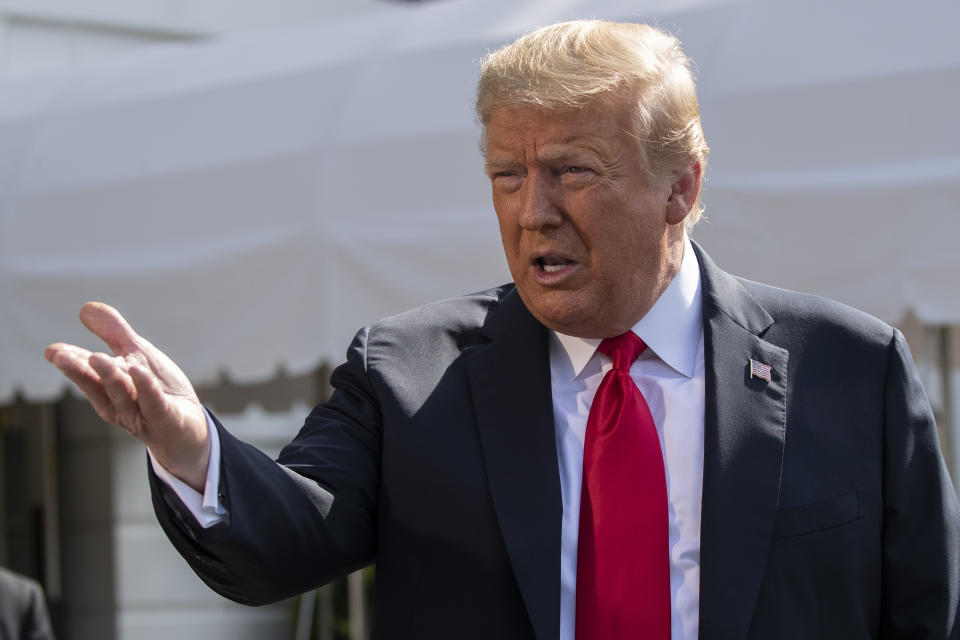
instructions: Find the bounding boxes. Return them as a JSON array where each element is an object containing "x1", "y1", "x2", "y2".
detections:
[{"x1": 665, "y1": 161, "x2": 702, "y2": 226}]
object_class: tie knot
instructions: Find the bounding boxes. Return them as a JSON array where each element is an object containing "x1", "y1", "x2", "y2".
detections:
[{"x1": 598, "y1": 332, "x2": 647, "y2": 371}]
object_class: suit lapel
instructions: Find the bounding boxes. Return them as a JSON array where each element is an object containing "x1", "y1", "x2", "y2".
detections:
[
  {"x1": 467, "y1": 288, "x2": 561, "y2": 640},
  {"x1": 694, "y1": 244, "x2": 788, "y2": 640}
]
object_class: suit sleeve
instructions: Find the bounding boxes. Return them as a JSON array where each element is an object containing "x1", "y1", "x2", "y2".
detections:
[
  {"x1": 881, "y1": 329, "x2": 960, "y2": 638},
  {"x1": 150, "y1": 326, "x2": 382, "y2": 606}
]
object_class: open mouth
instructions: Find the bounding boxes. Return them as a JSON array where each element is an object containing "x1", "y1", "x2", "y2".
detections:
[{"x1": 534, "y1": 256, "x2": 575, "y2": 274}]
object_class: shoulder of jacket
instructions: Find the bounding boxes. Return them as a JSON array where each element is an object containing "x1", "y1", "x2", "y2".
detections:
[
  {"x1": 370, "y1": 284, "x2": 514, "y2": 335},
  {"x1": 735, "y1": 276, "x2": 895, "y2": 349}
]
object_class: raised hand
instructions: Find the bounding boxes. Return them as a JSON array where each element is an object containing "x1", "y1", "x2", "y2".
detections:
[{"x1": 45, "y1": 302, "x2": 210, "y2": 492}]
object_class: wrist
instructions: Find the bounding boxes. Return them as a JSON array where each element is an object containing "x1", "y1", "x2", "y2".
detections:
[{"x1": 151, "y1": 430, "x2": 210, "y2": 493}]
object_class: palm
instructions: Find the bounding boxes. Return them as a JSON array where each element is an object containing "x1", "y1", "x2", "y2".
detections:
[{"x1": 45, "y1": 302, "x2": 209, "y2": 490}]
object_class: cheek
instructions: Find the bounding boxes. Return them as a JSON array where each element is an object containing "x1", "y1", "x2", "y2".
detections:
[
  {"x1": 492, "y1": 199, "x2": 512, "y2": 235},
  {"x1": 494, "y1": 211, "x2": 516, "y2": 241},
  {"x1": 583, "y1": 205, "x2": 657, "y2": 274},
  {"x1": 493, "y1": 211, "x2": 523, "y2": 266},
  {"x1": 575, "y1": 200, "x2": 630, "y2": 252}
]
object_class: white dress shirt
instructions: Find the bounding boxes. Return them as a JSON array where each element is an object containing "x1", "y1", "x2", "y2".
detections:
[
  {"x1": 551, "y1": 235, "x2": 704, "y2": 640},
  {"x1": 153, "y1": 236, "x2": 705, "y2": 640}
]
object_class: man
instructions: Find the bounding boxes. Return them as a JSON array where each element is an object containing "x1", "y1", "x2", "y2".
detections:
[
  {"x1": 0, "y1": 567, "x2": 55, "y2": 640},
  {"x1": 45, "y1": 20, "x2": 959, "y2": 640}
]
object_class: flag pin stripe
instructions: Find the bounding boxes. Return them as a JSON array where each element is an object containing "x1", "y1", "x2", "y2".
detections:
[{"x1": 750, "y1": 358, "x2": 772, "y2": 382}]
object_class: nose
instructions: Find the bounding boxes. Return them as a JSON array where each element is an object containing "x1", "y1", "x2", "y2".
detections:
[{"x1": 518, "y1": 171, "x2": 563, "y2": 231}]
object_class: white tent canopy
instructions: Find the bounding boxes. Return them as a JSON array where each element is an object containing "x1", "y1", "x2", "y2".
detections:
[{"x1": 2, "y1": 0, "x2": 958, "y2": 402}]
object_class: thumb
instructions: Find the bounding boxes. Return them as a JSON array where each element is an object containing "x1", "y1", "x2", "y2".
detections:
[{"x1": 78, "y1": 302, "x2": 141, "y2": 356}]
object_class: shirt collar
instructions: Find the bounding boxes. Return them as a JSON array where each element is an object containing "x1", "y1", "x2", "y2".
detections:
[{"x1": 549, "y1": 233, "x2": 703, "y2": 388}]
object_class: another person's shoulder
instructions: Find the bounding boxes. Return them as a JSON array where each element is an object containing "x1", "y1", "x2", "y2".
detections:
[
  {"x1": 0, "y1": 567, "x2": 43, "y2": 599},
  {"x1": 0, "y1": 568, "x2": 54, "y2": 639},
  {"x1": 0, "y1": 567, "x2": 40, "y2": 591}
]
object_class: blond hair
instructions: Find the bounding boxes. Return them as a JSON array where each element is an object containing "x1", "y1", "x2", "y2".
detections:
[{"x1": 476, "y1": 20, "x2": 709, "y2": 224}]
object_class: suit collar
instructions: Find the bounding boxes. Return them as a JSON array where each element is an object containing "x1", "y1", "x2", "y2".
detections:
[
  {"x1": 478, "y1": 284, "x2": 529, "y2": 341},
  {"x1": 694, "y1": 241, "x2": 774, "y2": 336}
]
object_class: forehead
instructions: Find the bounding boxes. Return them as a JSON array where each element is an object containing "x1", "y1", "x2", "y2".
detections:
[{"x1": 484, "y1": 101, "x2": 638, "y2": 161}]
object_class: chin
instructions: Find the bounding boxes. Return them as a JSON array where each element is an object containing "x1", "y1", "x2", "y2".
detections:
[
  {"x1": 527, "y1": 301, "x2": 598, "y2": 337},
  {"x1": 516, "y1": 286, "x2": 613, "y2": 337},
  {"x1": 535, "y1": 303, "x2": 637, "y2": 339}
]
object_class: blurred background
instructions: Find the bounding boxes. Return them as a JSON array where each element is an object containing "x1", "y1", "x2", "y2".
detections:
[{"x1": 0, "y1": 0, "x2": 957, "y2": 637}]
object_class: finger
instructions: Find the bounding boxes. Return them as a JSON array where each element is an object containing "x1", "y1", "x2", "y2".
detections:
[
  {"x1": 78, "y1": 303, "x2": 178, "y2": 388},
  {"x1": 79, "y1": 302, "x2": 140, "y2": 356},
  {"x1": 47, "y1": 348, "x2": 117, "y2": 423},
  {"x1": 88, "y1": 352, "x2": 141, "y2": 432},
  {"x1": 45, "y1": 342, "x2": 73, "y2": 363},
  {"x1": 45, "y1": 341, "x2": 90, "y2": 364}
]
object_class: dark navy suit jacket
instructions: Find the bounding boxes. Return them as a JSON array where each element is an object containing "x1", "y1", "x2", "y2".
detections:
[{"x1": 151, "y1": 244, "x2": 960, "y2": 639}]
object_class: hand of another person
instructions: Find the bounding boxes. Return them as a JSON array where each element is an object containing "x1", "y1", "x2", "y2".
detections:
[{"x1": 45, "y1": 302, "x2": 209, "y2": 492}]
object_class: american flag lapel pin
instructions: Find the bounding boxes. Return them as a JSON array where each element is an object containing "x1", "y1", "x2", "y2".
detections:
[{"x1": 750, "y1": 358, "x2": 773, "y2": 382}]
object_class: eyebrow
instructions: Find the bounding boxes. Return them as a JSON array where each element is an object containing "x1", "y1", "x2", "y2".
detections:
[
  {"x1": 485, "y1": 145, "x2": 601, "y2": 172},
  {"x1": 537, "y1": 147, "x2": 599, "y2": 164},
  {"x1": 484, "y1": 157, "x2": 519, "y2": 174}
]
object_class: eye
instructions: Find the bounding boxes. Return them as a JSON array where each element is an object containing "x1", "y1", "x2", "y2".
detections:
[
  {"x1": 562, "y1": 165, "x2": 598, "y2": 177},
  {"x1": 486, "y1": 166, "x2": 521, "y2": 179},
  {"x1": 561, "y1": 165, "x2": 596, "y2": 183},
  {"x1": 490, "y1": 170, "x2": 523, "y2": 193}
]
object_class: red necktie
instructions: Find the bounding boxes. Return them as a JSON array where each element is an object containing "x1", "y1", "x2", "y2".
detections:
[{"x1": 575, "y1": 331, "x2": 670, "y2": 639}]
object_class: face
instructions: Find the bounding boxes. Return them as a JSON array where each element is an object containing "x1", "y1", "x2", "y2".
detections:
[{"x1": 485, "y1": 100, "x2": 698, "y2": 338}]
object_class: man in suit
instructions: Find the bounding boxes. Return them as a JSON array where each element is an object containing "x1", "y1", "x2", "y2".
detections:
[
  {"x1": 46, "y1": 20, "x2": 959, "y2": 639},
  {"x1": 0, "y1": 567, "x2": 55, "y2": 640}
]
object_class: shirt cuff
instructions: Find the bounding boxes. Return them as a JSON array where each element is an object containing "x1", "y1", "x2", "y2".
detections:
[{"x1": 148, "y1": 408, "x2": 228, "y2": 529}]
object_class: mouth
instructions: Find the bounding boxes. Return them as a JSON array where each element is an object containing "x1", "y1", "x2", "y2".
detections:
[
  {"x1": 531, "y1": 254, "x2": 578, "y2": 282},
  {"x1": 537, "y1": 256, "x2": 573, "y2": 272}
]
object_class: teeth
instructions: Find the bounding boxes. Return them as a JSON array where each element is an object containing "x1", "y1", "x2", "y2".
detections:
[{"x1": 542, "y1": 263, "x2": 567, "y2": 273}]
